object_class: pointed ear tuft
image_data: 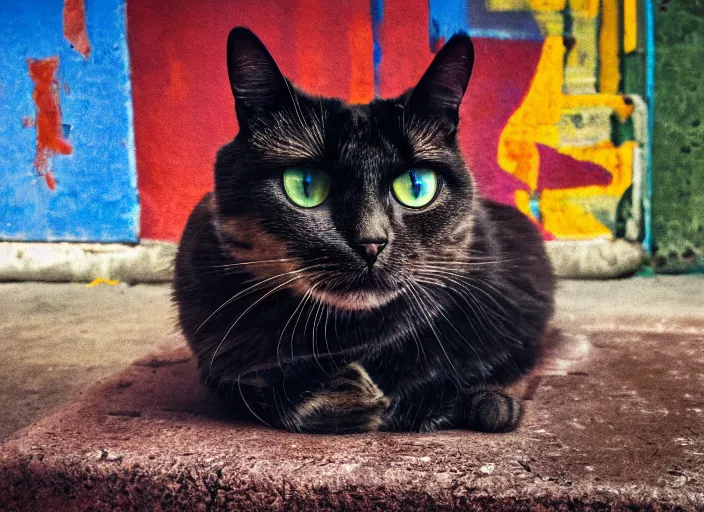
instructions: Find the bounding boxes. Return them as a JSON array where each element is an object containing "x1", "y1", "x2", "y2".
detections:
[
  {"x1": 227, "y1": 27, "x2": 289, "y2": 125},
  {"x1": 406, "y1": 33, "x2": 474, "y2": 125}
]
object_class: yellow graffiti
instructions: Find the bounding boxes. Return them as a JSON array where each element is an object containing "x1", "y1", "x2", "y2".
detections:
[
  {"x1": 565, "y1": 0, "x2": 599, "y2": 93},
  {"x1": 497, "y1": 36, "x2": 564, "y2": 191},
  {"x1": 624, "y1": 0, "x2": 638, "y2": 53},
  {"x1": 485, "y1": 0, "x2": 567, "y2": 13},
  {"x1": 530, "y1": 0, "x2": 567, "y2": 12},
  {"x1": 481, "y1": 0, "x2": 639, "y2": 240},
  {"x1": 563, "y1": 95, "x2": 633, "y2": 121},
  {"x1": 86, "y1": 278, "x2": 120, "y2": 287},
  {"x1": 488, "y1": 0, "x2": 606, "y2": 92},
  {"x1": 568, "y1": 0, "x2": 599, "y2": 19},
  {"x1": 497, "y1": 36, "x2": 635, "y2": 240},
  {"x1": 599, "y1": 0, "x2": 621, "y2": 94},
  {"x1": 540, "y1": 142, "x2": 637, "y2": 239},
  {"x1": 487, "y1": 0, "x2": 565, "y2": 36}
]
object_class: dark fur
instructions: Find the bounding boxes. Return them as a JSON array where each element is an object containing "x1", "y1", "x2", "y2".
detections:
[{"x1": 174, "y1": 28, "x2": 555, "y2": 434}]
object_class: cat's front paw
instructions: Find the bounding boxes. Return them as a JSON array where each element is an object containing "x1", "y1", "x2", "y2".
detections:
[
  {"x1": 460, "y1": 387, "x2": 523, "y2": 433},
  {"x1": 290, "y1": 363, "x2": 389, "y2": 434}
]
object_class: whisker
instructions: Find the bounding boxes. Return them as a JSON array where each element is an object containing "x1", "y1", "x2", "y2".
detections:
[
  {"x1": 417, "y1": 269, "x2": 507, "y2": 326},
  {"x1": 196, "y1": 263, "x2": 331, "y2": 334},
  {"x1": 208, "y1": 274, "x2": 305, "y2": 375},
  {"x1": 277, "y1": 286, "x2": 314, "y2": 371},
  {"x1": 418, "y1": 276, "x2": 486, "y2": 340},
  {"x1": 421, "y1": 258, "x2": 517, "y2": 267},
  {"x1": 333, "y1": 307, "x2": 342, "y2": 358},
  {"x1": 405, "y1": 281, "x2": 461, "y2": 382},
  {"x1": 416, "y1": 269, "x2": 522, "y2": 345},
  {"x1": 209, "y1": 257, "x2": 304, "y2": 269},
  {"x1": 323, "y1": 303, "x2": 340, "y2": 372},
  {"x1": 414, "y1": 279, "x2": 482, "y2": 362},
  {"x1": 311, "y1": 297, "x2": 331, "y2": 377},
  {"x1": 237, "y1": 374, "x2": 272, "y2": 428},
  {"x1": 416, "y1": 266, "x2": 515, "y2": 312},
  {"x1": 406, "y1": 304, "x2": 428, "y2": 367},
  {"x1": 290, "y1": 284, "x2": 317, "y2": 360},
  {"x1": 199, "y1": 257, "x2": 330, "y2": 279}
]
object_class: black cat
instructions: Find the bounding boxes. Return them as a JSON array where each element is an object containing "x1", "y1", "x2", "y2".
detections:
[{"x1": 174, "y1": 27, "x2": 555, "y2": 434}]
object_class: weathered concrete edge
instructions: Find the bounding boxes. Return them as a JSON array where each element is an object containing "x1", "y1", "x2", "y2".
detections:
[
  {"x1": 0, "y1": 452, "x2": 695, "y2": 512},
  {"x1": 0, "y1": 240, "x2": 176, "y2": 284},
  {"x1": 546, "y1": 239, "x2": 645, "y2": 279},
  {"x1": 0, "y1": 239, "x2": 644, "y2": 283}
]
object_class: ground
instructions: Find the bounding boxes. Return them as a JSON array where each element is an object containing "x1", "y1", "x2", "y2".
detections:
[
  {"x1": 0, "y1": 277, "x2": 702, "y2": 510},
  {"x1": 0, "y1": 283, "x2": 174, "y2": 440}
]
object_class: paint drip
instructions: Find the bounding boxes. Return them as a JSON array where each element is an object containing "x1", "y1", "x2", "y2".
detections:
[
  {"x1": 28, "y1": 57, "x2": 72, "y2": 190},
  {"x1": 63, "y1": 0, "x2": 91, "y2": 58}
]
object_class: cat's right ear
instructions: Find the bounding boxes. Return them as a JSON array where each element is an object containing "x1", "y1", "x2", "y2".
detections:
[
  {"x1": 405, "y1": 33, "x2": 474, "y2": 126},
  {"x1": 227, "y1": 27, "x2": 290, "y2": 126}
]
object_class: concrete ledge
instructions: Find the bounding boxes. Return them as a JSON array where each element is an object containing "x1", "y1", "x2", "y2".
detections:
[
  {"x1": 0, "y1": 239, "x2": 643, "y2": 283},
  {"x1": 1, "y1": 321, "x2": 701, "y2": 511},
  {"x1": 547, "y1": 239, "x2": 644, "y2": 279},
  {"x1": 0, "y1": 241, "x2": 176, "y2": 283}
]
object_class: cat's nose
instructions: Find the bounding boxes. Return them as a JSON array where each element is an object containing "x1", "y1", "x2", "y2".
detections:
[{"x1": 352, "y1": 241, "x2": 387, "y2": 266}]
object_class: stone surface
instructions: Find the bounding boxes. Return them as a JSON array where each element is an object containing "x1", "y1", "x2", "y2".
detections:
[{"x1": 1, "y1": 278, "x2": 703, "y2": 510}]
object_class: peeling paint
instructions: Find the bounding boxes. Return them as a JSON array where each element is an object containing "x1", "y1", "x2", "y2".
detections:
[
  {"x1": 28, "y1": 57, "x2": 72, "y2": 190},
  {"x1": 63, "y1": 0, "x2": 91, "y2": 58}
]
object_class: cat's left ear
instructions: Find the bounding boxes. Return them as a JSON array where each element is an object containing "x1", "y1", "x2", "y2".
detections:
[
  {"x1": 227, "y1": 27, "x2": 291, "y2": 126},
  {"x1": 406, "y1": 33, "x2": 474, "y2": 126}
]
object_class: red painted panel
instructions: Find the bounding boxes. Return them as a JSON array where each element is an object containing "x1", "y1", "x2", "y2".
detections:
[
  {"x1": 128, "y1": 0, "x2": 373, "y2": 241},
  {"x1": 377, "y1": 0, "x2": 431, "y2": 100}
]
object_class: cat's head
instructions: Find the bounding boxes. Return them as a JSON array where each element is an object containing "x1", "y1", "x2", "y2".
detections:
[{"x1": 213, "y1": 27, "x2": 476, "y2": 311}]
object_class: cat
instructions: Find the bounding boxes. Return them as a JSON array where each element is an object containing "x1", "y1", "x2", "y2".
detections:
[{"x1": 174, "y1": 27, "x2": 555, "y2": 434}]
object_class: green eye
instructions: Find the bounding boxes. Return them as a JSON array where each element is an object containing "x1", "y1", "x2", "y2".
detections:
[
  {"x1": 282, "y1": 168, "x2": 331, "y2": 208},
  {"x1": 392, "y1": 169, "x2": 439, "y2": 208}
]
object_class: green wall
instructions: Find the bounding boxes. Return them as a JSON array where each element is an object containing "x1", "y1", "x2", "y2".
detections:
[{"x1": 652, "y1": 0, "x2": 704, "y2": 271}]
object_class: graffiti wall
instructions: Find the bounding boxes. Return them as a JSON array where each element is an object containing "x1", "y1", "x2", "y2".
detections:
[{"x1": 0, "y1": 0, "x2": 649, "y2": 245}]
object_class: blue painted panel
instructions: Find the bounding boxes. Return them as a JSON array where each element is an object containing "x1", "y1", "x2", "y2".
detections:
[
  {"x1": 0, "y1": 0, "x2": 139, "y2": 242},
  {"x1": 466, "y1": 1, "x2": 542, "y2": 40},
  {"x1": 429, "y1": 0, "x2": 469, "y2": 50},
  {"x1": 371, "y1": 0, "x2": 384, "y2": 97},
  {"x1": 429, "y1": 0, "x2": 543, "y2": 47}
]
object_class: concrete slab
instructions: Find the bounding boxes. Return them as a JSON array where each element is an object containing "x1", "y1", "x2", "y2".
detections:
[
  {"x1": 1, "y1": 278, "x2": 703, "y2": 510},
  {"x1": 0, "y1": 239, "x2": 643, "y2": 282},
  {"x1": 0, "y1": 283, "x2": 173, "y2": 440},
  {"x1": 0, "y1": 242, "x2": 176, "y2": 283}
]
